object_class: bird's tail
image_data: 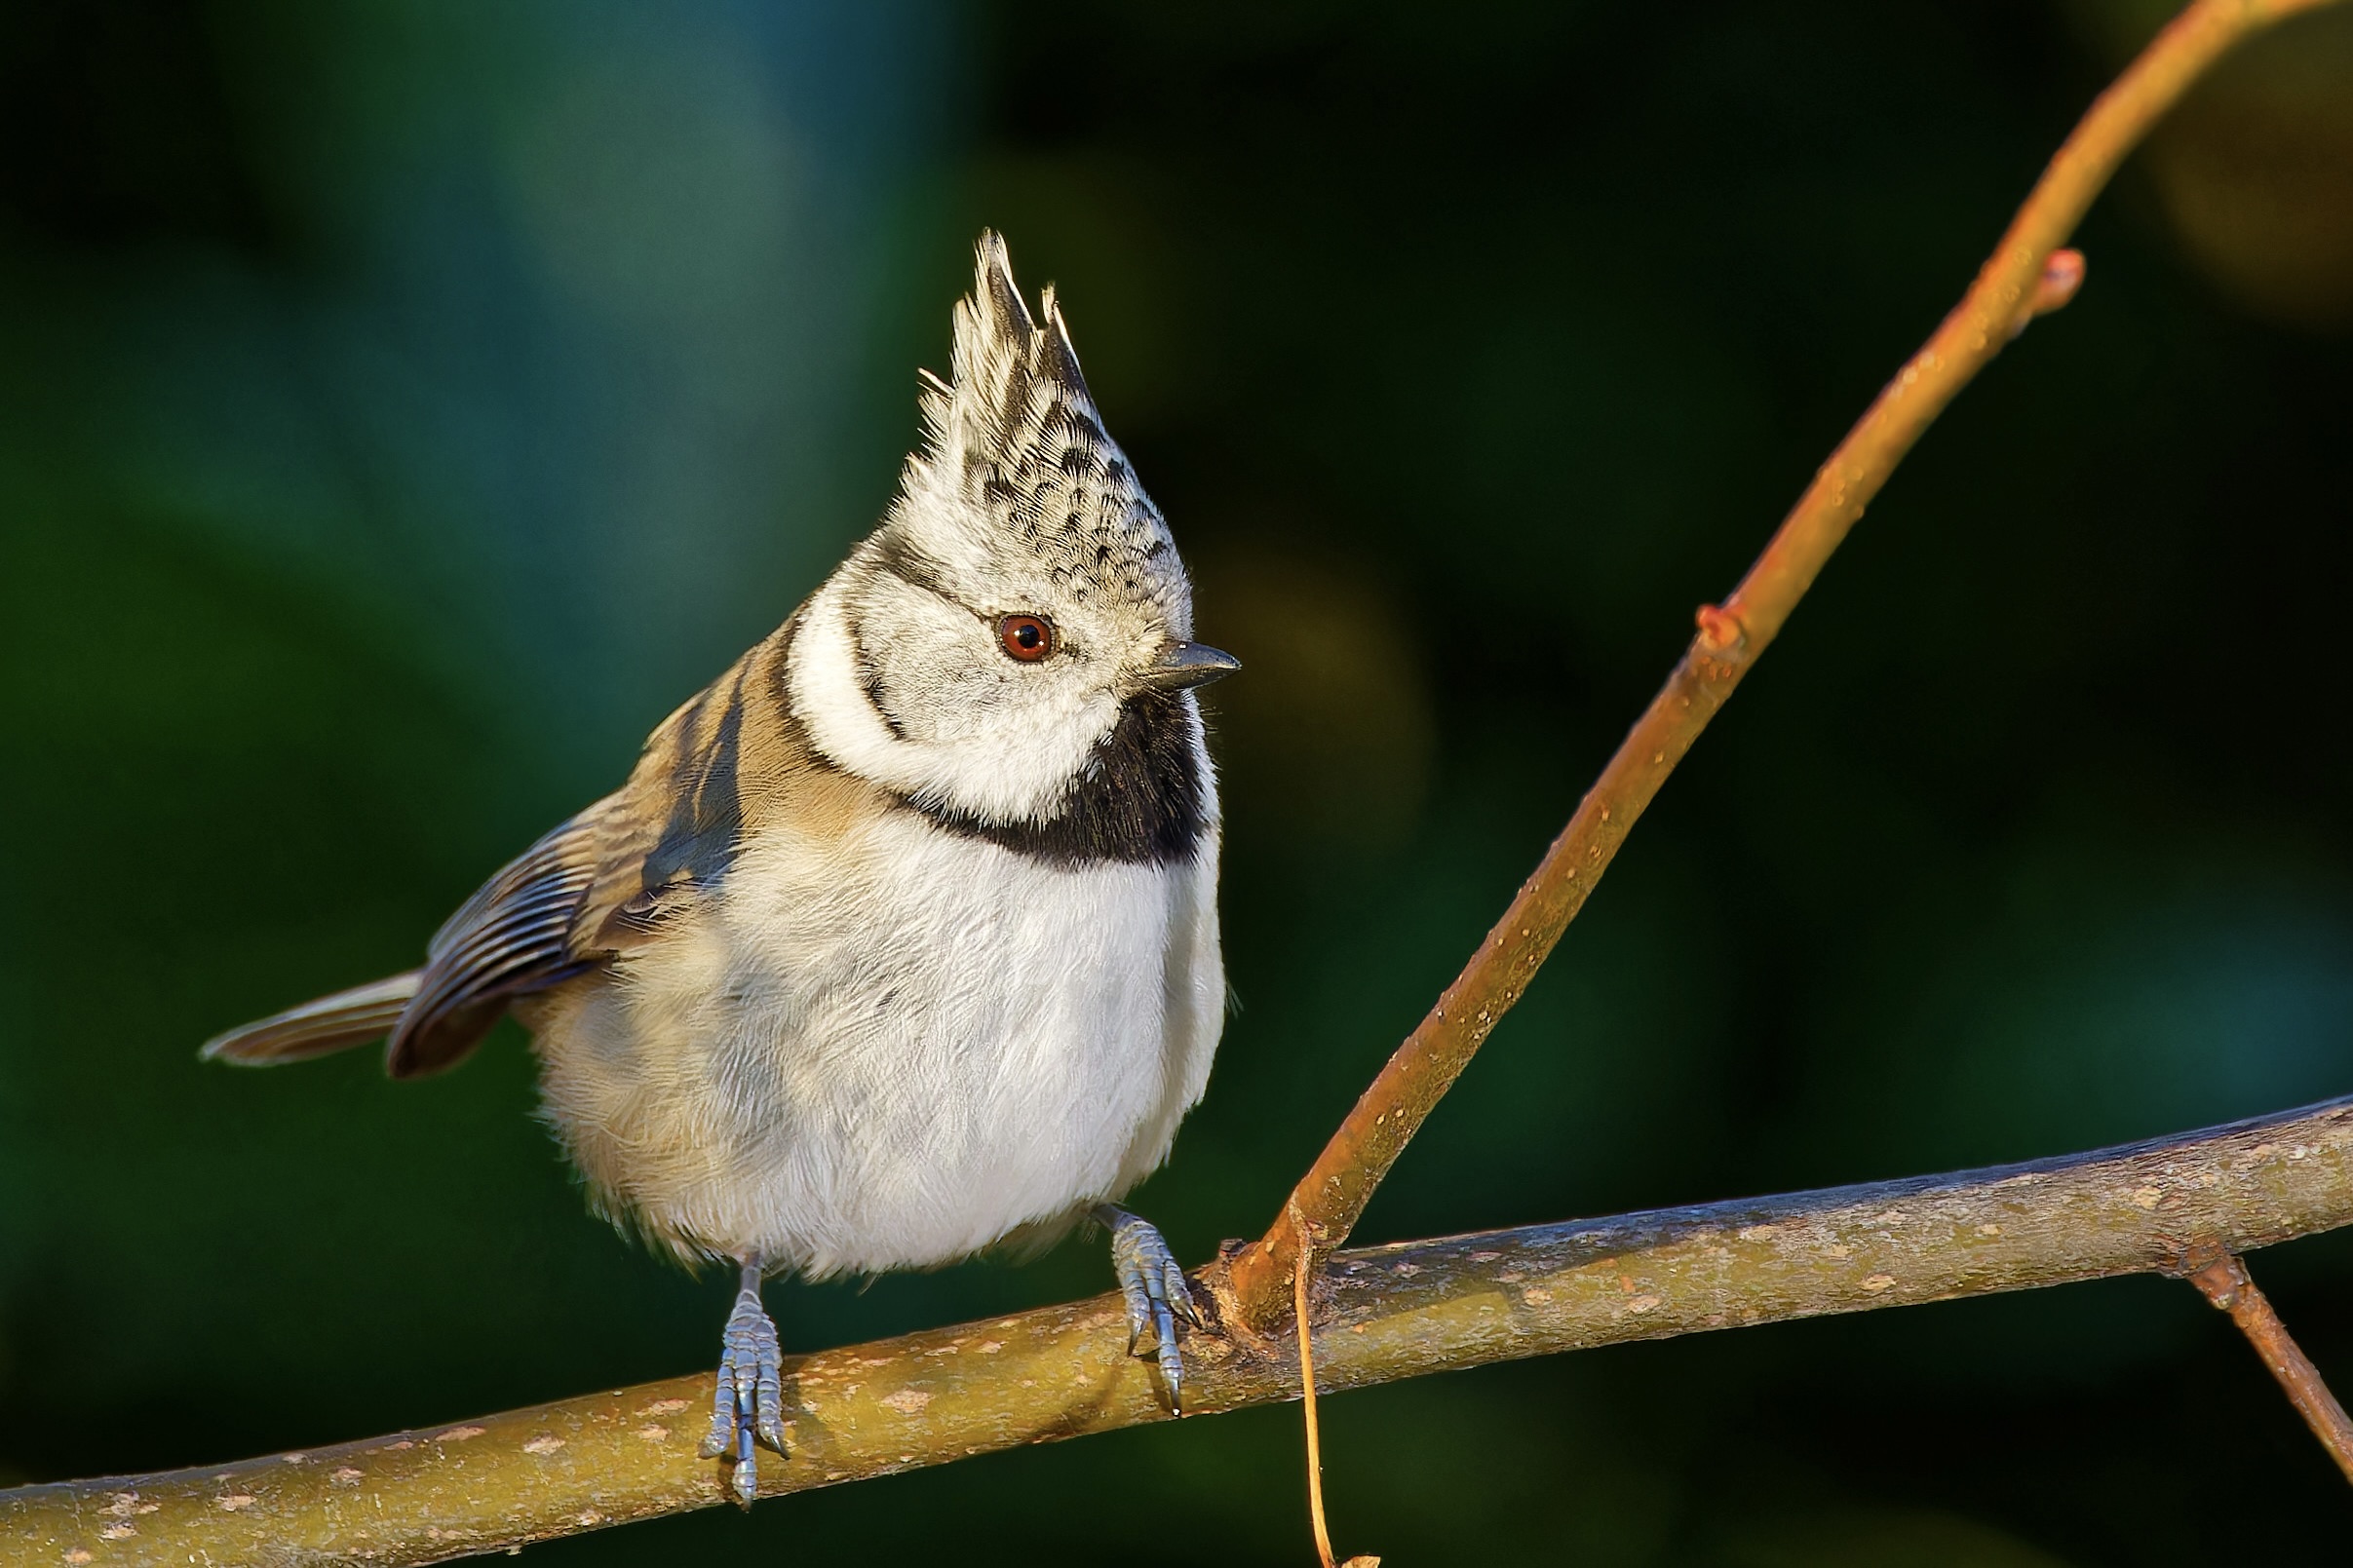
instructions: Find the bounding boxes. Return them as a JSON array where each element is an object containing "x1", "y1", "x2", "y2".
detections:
[{"x1": 201, "y1": 971, "x2": 422, "y2": 1066}]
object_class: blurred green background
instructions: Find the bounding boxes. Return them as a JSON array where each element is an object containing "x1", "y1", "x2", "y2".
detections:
[{"x1": 5, "y1": 1, "x2": 2353, "y2": 1562}]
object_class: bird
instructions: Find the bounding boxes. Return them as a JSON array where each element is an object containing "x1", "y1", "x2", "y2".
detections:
[{"x1": 202, "y1": 232, "x2": 1238, "y2": 1505}]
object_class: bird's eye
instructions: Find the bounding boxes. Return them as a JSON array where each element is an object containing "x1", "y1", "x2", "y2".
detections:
[{"x1": 998, "y1": 614, "x2": 1056, "y2": 663}]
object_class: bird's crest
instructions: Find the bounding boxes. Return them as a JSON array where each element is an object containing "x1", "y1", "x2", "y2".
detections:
[{"x1": 890, "y1": 233, "x2": 1181, "y2": 612}]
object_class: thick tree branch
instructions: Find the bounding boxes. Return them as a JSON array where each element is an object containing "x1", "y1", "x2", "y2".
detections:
[
  {"x1": 11, "y1": 1093, "x2": 2353, "y2": 1565},
  {"x1": 1217, "y1": 0, "x2": 2349, "y2": 1326}
]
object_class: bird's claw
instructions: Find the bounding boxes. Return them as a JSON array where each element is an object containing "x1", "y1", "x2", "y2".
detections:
[
  {"x1": 1097, "y1": 1203, "x2": 1201, "y2": 1411},
  {"x1": 700, "y1": 1275, "x2": 786, "y2": 1506}
]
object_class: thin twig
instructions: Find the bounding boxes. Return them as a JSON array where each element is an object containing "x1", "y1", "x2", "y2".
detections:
[
  {"x1": 2180, "y1": 1247, "x2": 2353, "y2": 1484},
  {"x1": 1292, "y1": 1203, "x2": 1378, "y2": 1568},
  {"x1": 1294, "y1": 1203, "x2": 1337, "y2": 1568},
  {"x1": 1215, "y1": 0, "x2": 2348, "y2": 1329},
  {"x1": 12, "y1": 1092, "x2": 2353, "y2": 1565}
]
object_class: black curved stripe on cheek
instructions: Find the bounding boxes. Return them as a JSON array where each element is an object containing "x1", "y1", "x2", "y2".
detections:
[
  {"x1": 910, "y1": 690, "x2": 1209, "y2": 868},
  {"x1": 849, "y1": 617, "x2": 909, "y2": 742}
]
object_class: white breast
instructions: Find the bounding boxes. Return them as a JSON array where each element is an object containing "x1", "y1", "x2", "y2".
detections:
[{"x1": 532, "y1": 808, "x2": 1223, "y2": 1277}]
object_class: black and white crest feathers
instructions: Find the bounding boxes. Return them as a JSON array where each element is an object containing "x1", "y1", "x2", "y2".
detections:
[{"x1": 889, "y1": 233, "x2": 1186, "y2": 623}]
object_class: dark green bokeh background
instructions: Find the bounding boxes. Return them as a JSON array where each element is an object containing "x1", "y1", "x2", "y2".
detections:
[{"x1": 6, "y1": 2, "x2": 2353, "y2": 1561}]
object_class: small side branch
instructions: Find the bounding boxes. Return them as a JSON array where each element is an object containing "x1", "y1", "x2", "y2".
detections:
[
  {"x1": 11, "y1": 1093, "x2": 2353, "y2": 1566},
  {"x1": 1216, "y1": 0, "x2": 2351, "y2": 1327},
  {"x1": 2179, "y1": 1247, "x2": 2353, "y2": 1484}
]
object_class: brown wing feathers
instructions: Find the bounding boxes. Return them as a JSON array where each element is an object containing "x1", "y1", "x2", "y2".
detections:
[{"x1": 200, "y1": 629, "x2": 796, "y2": 1077}]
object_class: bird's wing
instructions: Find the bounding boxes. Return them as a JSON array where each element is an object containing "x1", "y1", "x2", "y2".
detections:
[
  {"x1": 387, "y1": 812, "x2": 610, "y2": 1077},
  {"x1": 387, "y1": 631, "x2": 795, "y2": 1077}
]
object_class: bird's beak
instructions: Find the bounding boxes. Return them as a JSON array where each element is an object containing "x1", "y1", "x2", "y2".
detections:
[{"x1": 1137, "y1": 641, "x2": 1242, "y2": 692}]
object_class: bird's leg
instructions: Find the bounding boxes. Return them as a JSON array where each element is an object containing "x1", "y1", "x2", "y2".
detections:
[
  {"x1": 1094, "y1": 1203, "x2": 1202, "y2": 1411},
  {"x1": 699, "y1": 1255, "x2": 787, "y2": 1507}
]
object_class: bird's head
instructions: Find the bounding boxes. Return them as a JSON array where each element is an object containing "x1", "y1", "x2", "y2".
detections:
[{"x1": 791, "y1": 233, "x2": 1236, "y2": 832}]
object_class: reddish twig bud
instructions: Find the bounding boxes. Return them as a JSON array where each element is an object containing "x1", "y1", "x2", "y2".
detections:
[
  {"x1": 2031, "y1": 248, "x2": 2087, "y2": 317},
  {"x1": 1694, "y1": 603, "x2": 1746, "y2": 652}
]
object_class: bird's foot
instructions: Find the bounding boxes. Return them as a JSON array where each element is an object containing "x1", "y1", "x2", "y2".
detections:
[
  {"x1": 1095, "y1": 1203, "x2": 1202, "y2": 1411},
  {"x1": 699, "y1": 1262, "x2": 786, "y2": 1507}
]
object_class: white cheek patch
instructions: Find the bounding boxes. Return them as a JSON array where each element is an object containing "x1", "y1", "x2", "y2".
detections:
[
  {"x1": 791, "y1": 570, "x2": 1119, "y2": 823},
  {"x1": 852, "y1": 579, "x2": 990, "y2": 740}
]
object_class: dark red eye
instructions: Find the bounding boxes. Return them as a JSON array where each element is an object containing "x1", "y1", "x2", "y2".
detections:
[{"x1": 998, "y1": 614, "x2": 1055, "y2": 662}]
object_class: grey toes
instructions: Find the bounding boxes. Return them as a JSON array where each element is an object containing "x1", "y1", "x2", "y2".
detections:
[
  {"x1": 1096, "y1": 1203, "x2": 1200, "y2": 1411},
  {"x1": 701, "y1": 1281, "x2": 787, "y2": 1506}
]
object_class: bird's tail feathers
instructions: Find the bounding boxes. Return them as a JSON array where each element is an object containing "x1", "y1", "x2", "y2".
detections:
[{"x1": 201, "y1": 971, "x2": 422, "y2": 1066}]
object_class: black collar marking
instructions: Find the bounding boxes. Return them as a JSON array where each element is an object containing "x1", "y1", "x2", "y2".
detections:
[{"x1": 907, "y1": 689, "x2": 1210, "y2": 869}]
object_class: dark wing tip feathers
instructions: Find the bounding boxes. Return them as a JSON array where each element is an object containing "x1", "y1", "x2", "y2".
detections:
[{"x1": 388, "y1": 817, "x2": 602, "y2": 1078}]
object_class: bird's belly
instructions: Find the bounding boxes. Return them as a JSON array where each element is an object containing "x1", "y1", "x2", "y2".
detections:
[{"x1": 532, "y1": 812, "x2": 1221, "y2": 1277}]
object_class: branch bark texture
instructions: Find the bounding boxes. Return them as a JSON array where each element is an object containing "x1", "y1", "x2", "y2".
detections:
[
  {"x1": 1218, "y1": 0, "x2": 2347, "y2": 1326},
  {"x1": 12, "y1": 1094, "x2": 2353, "y2": 1566}
]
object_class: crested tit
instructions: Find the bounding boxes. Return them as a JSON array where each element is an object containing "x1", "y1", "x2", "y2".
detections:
[{"x1": 205, "y1": 233, "x2": 1237, "y2": 1504}]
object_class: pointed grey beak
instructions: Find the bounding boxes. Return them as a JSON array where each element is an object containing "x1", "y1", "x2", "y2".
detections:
[{"x1": 1138, "y1": 641, "x2": 1242, "y2": 692}]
